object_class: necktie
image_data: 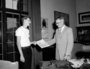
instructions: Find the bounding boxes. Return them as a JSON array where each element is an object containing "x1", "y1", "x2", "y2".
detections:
[
  {"x1": 59, "y1": 28, "x2": 61, "y2": 34},
  {"x1": 57, "y1": 29, "x2": 61, "y2": 38}
]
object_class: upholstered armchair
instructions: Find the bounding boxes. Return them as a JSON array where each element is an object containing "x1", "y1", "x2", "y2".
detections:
[{"x1": 0, "y1": 60, "x2": 18, "y2": 69}]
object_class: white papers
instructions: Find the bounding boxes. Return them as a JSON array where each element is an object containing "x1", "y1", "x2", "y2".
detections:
[
  {"x1": 36, "y1": 39, "x2": 49, "y2": 48},
  {"x1": 68, "y1": 59, "x2": 84, "y2": 68}
]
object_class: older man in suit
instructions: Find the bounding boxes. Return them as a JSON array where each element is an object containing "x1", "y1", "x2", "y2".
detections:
[{"x1": 47, "y1": 17, "x2": 74, "y2": 60}]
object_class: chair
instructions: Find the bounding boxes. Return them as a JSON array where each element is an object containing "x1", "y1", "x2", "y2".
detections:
[{"x1": 0, "y1": 60, "x2": 18, "y2": 69}]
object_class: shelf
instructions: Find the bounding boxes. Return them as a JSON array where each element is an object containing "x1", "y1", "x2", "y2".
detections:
[{"x1": 76, "y1": 26, "x2": 90, "y2": 45}]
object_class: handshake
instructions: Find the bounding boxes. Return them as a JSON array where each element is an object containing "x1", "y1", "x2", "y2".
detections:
[{"x1": 31, "y1": 39, "x2": 50, "y2": 48}]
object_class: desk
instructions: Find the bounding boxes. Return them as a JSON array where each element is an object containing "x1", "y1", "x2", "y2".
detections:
[
  {"x1": 71, "y1": 63, "x2": 90, "y2": 69},
  {"x1": 39, "y1": 60, "x2": 72, "y2": 69},
  {"x1": 39, "y1": 60, "x2": 90, "y2": 69},
  {"x1": 78, "y1": 64, "x2": 90, "y2": 69}
]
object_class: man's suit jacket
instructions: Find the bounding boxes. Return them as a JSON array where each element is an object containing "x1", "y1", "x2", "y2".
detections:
[{"x1": 48, "y1": 25, "x2": 74, "y2": 60}]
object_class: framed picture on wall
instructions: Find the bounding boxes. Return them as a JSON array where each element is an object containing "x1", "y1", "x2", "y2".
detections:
[
  {"x1": 78, "y1": 12, "x2": 90, "y2": 24},
  {"x1": 41, "y1": 17, "x2": 49, "y2": 40},
  {"x1": 54, "y1": 11, "x2": 69, "y2": 27}
]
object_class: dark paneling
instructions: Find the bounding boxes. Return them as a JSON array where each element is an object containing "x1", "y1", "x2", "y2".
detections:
[
  {"x1": 31, "y1": 0, "x2": 41, "y2": 41},
  {"x1": 0, "y1": 44, "x2": 2, "y2": 54},
  {"x1": 43, "y1": 44, "x2": 56, "y2": 61},
  {"x1": 2, "y1": 0, "x2": 7, "y2": 60},
  {"x1": 0, "y1": 55, "x2": 2, "y2": 60},
  {"x1": 7, "y1": 53, "x2": 14, "y2": 62}
]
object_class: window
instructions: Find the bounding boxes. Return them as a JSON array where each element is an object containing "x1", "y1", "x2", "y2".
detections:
[
  {"x1": 6, "y1": 0, "x2": 18, "y2": 10},
  {"x1": 21, "y1": 0, "x2": 28, "y2": 12},
  {"x1": 0, "y1": 0, "x2": 2, "y2": 7},
  {"x1": 1, "y1": 0, "x2": 29, "y2": 61},
  {"x1": 0, "y1": 11, "x2": 2, "y2": 59},
  {"x1": 6, "y1": 0, "x2": 28, "y2": 12},
  {"x1": 6, "y1": 12, "x2": 20, "y2": 61}
]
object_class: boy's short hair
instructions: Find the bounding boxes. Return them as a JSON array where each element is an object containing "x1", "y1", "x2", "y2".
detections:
[
  {"x1": 22, "y1": 16, "x2": 31, "y2": 22},
  {"x1": 20, "y1": 16, "x2": 31, "y2": 26}
]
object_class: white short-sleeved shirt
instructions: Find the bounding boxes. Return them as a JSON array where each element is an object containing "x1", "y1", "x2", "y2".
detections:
[{"x1": 15, "y1": 26, "x2": 31, "y2": 47}]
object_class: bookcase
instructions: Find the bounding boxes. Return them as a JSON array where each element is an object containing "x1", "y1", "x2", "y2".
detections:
[{"x1": 76, "y1": 26, "x2": 90, "y2": 45}]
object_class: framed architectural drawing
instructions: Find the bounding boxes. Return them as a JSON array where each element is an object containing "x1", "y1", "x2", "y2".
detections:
[
  {"x1": 78, "y1": 12, "x2": 90, "y2": 24},
  {"x1": 54, "y1": 11, "x2": 69, "y2": 27}
]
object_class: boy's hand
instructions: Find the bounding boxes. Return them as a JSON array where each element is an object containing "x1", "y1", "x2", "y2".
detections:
[
  {"x1": 31, "y1": 41, "x2": 37, "y2": 45},
  {"x1": 20, "y1": 55, "x2": 25, "y2": 62}
]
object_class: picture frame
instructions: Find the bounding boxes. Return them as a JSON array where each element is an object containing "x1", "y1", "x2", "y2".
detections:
[
  {"x1": 78, "y1": 12, "x2": 90, "y2": 24},
  {"x1": 41, "y1": 17, "x2": 49, "y2": 40},
  {"x1": 41, "y1": 17, "x2": 48, "y2": 28},
  {"x1": 54, "y1": 11, "x2": 69, "y2": 27}
]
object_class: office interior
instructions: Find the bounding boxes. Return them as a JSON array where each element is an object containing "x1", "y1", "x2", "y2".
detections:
[{"x1": 0, "y1": 0, "x2": 90, "y2": 69}]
